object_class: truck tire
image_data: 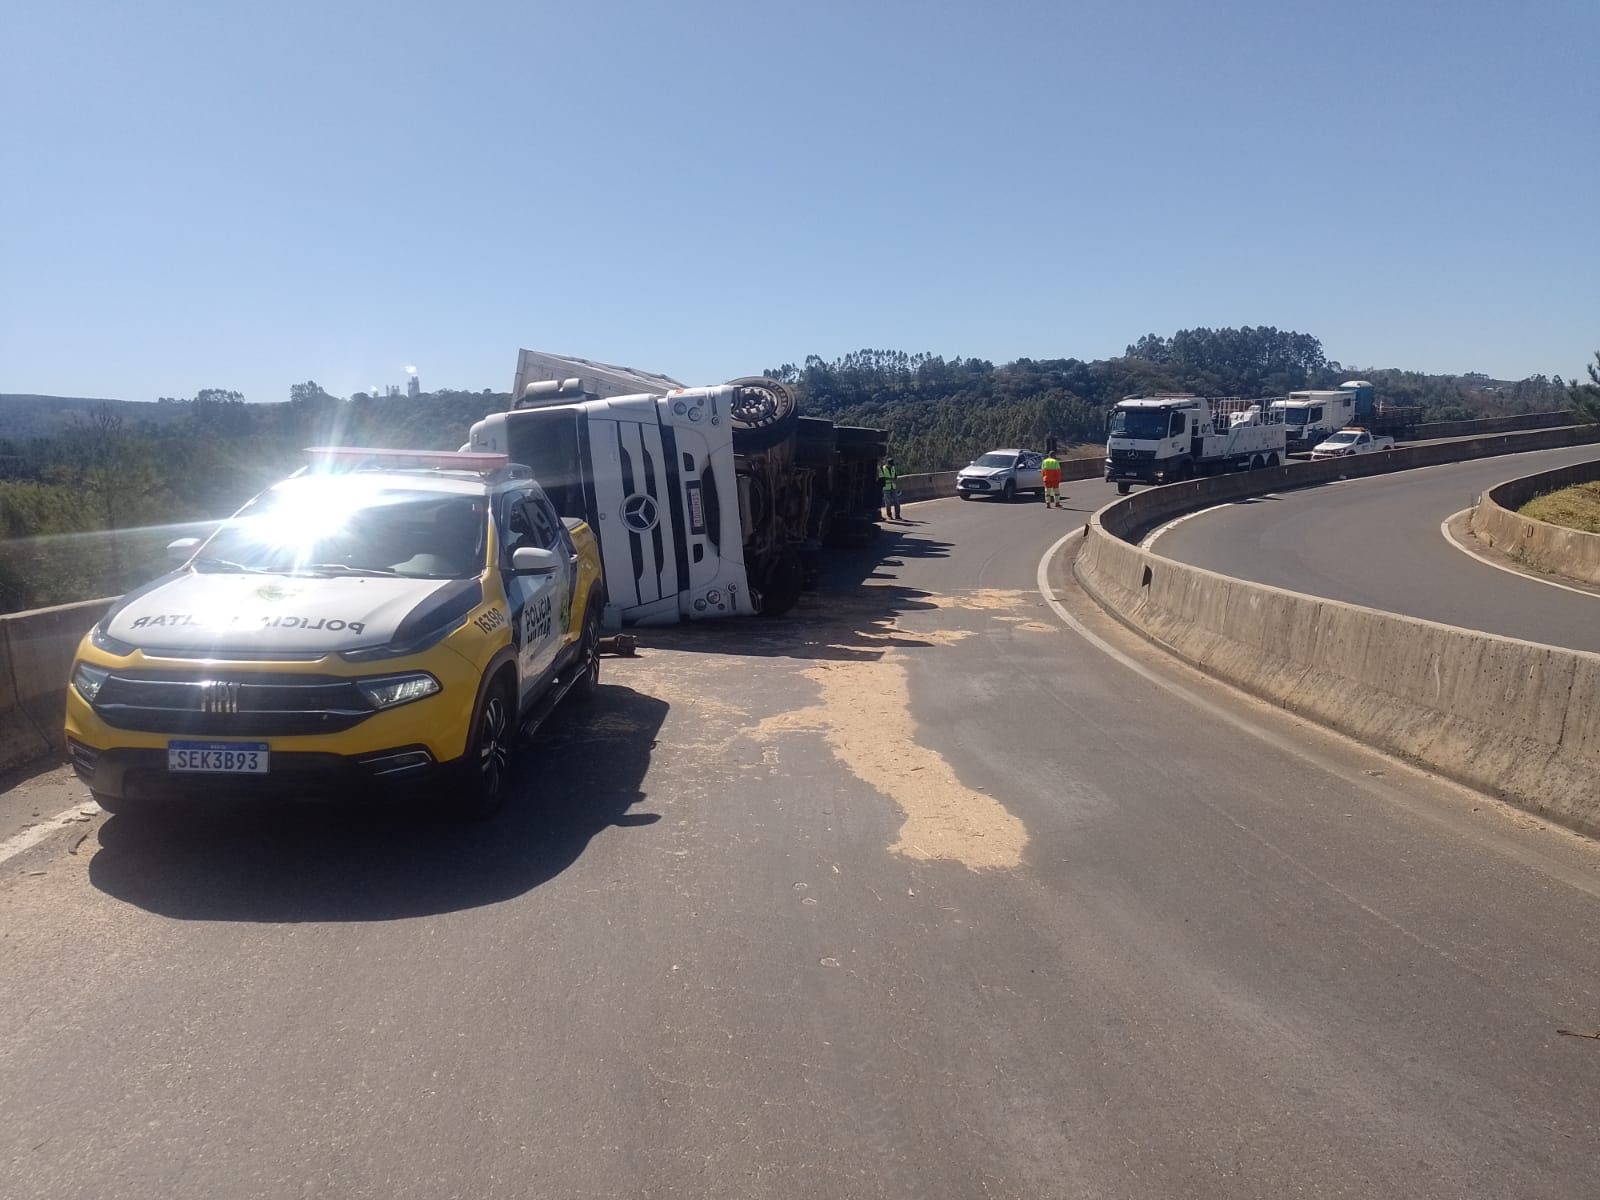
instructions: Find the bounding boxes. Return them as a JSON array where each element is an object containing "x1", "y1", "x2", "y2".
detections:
[
  {"x1": 757, "y1": 546, "x2": 805, "y2": 618},
  {"x1": 1266, "y1": 452, "x2": 1280, "y2": 468},
  {"x1": 1250, "y1": 455, "x2": 1264, "y2": 471},
  {"x1": 1117, "y1": 481, "x2": 1131, "y2": 495},
  {"x1": 727, "y1": 378, "x2": 798, "y2": 451}
]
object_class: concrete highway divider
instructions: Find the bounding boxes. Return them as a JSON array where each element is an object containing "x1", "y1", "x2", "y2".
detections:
[
  {"x1": 1469, "y1": 458, "x2": 1600, "y2": 586},
  {"x1": 0, "y1": 598, "x2": 115, "y2": 776},
  {"x1": 1071, "y1": 423, "x2": 1600, "y2": 839},
  {"x1": 1412, "y1": 409, "x2": 1573, "y2": 440}
]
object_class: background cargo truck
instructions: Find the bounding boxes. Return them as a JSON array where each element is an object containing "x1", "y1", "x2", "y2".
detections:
[{"x1": 1271, "y1": 381, "x2": 1422, "y2": 453}]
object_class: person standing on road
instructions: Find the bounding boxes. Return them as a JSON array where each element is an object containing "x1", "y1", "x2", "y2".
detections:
[
  {"x1": 879, "y1": 457, "x2": 902, "y2": 521},
  {"x1": 1041, "y1": 453, "x2": 1062, "y2": 508}
]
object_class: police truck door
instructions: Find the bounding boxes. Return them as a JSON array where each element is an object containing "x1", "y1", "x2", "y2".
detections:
[{"x1": 499, "y1": 490, "x2": 569, "y2": 705}]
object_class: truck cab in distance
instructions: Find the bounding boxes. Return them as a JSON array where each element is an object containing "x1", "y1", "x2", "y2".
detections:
[
  {"x1": 1105, "y1": 395, "x2": 1285, "y2": 495},
  {"x1": 1271, "y1": 381, "x2": 1420, "y2": 452}
]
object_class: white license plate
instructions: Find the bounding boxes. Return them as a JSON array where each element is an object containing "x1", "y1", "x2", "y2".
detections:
[{"x1": 167, "y1": 741, "x2": 270, "y2": 774}]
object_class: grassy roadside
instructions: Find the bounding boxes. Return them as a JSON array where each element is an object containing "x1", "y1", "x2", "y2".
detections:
[{"x1": 1520, "y1": 482, "x2": 1600, "y2": 534}]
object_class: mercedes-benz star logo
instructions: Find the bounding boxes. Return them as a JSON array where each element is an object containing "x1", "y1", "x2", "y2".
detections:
[{"x1": 621, "y1": 493, "x2": 659, "y2": 533}]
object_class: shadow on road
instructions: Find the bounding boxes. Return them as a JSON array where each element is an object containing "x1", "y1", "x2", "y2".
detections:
[
  {"x1": 639, "y1": 527, "x2": 954, "y2": 663},
  {"x1": 87, "y1": 682, "x2": 667, "y2": 923}
]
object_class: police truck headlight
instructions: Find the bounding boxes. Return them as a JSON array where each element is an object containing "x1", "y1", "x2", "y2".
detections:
[
  {"x1": 356, "y1": 673, "x2": 441, "y2": 710},
  {"x1": 72, "y1": 662, "x2": 111, "y2": 703}
]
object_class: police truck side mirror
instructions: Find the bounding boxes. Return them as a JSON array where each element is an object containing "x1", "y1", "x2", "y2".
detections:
[{"x1": 510, "y1": 546, "x2": 561, "y2": 575}]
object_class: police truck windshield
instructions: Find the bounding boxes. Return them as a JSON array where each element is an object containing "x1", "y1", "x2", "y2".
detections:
[{"x1": 196, "y1": 488, "x2": 488, "y2": 580}]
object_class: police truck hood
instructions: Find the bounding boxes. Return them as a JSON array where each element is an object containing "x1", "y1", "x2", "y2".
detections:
[{"x1": 103, "y1": 571, "x2": 477, "y2": 655}]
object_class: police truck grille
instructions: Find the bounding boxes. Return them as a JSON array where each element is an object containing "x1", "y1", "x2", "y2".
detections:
[{"x1": 92, "y1": 672, "x2": 374, "y2": 735}]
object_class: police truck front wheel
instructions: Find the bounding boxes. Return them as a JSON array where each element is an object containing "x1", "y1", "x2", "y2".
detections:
[
  {"x1": 571, "y1": 603, "x2": 602, "y2": 702},
  {"x1": 461, "y1": 681, "x2": 515, "y2": 819}
]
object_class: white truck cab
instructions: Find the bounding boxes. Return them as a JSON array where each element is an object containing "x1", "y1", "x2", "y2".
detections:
[
  {"x1": 465, "y1": 379, "x2": 753, "y2": 628},
  {"x1": 1105, "y1": 395, "x2": 1285, "y2": 494}
]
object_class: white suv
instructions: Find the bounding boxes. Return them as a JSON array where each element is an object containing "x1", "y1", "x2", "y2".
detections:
[{"x1": 956, "y1": 449, "x2": 1045, "y2": 502}]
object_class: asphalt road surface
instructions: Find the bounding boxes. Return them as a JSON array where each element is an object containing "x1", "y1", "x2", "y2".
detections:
[
  {"x1": 4, "y1": 487, "x2": 1600, "y2": 1199},
  {"x1": 1153, "y1": 444, "x2": 1600, "y2": 653}
]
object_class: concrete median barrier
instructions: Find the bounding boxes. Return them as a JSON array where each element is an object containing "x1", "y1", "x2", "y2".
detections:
[
  {"x1": 1072, "y1": 423, "x2": 1600, "y2": 839},
  {"x1": 1411, "y1": 410, "x2": 1573, "y2": 440},
  {"x1": 0, "y1": 598, "x2": 113, "y2": 776},
  {"x1": 1470, "y1": 457, "x2": 1600, "y2": 586}
]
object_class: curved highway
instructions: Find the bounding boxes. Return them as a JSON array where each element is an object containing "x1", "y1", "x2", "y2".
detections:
[
  {"x1": 1153, "y1": 444, "x2": 1600, "y2": 652},
  {"x1": 3, "y1": 490, "x2": 1600, "y2": 1199}
]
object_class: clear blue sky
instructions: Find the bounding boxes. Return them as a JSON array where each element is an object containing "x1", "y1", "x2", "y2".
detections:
[{"x1": 4, "y1": 0, "x2": 1596, "y2": 405}]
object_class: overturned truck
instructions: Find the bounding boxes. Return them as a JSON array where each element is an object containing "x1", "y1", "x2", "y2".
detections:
[{"x1": 464, "y1": 357, "x2": 887, "y2": 627}]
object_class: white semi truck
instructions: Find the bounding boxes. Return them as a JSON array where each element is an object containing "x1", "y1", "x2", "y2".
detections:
[
  {"x1": 1105, "y1": 395, "x2": 1286, "y2": 494},
  {"x1": 464, "y1": 361, "x2": 886, "y2": 628},
  {"x1": 1271, "y1": 381, "x2": 1422, "y2": 453}
]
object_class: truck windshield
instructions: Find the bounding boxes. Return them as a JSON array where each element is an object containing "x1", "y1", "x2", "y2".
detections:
[
  {"x1": 504, "y1": 409, "x2": 586, "y2": 519},
  {"x1": 1283, "y1": 409, "x2": 1308, "y2": 425},
  {"x1": 197, "y1": 487, "x2": 487, "y2": 580},
  {"x1": 1109, "y1": 410, "x2": 1171, "y2": 440}
]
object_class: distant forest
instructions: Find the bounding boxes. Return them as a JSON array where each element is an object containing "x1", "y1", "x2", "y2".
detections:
[{"x1": 0, "y1": 327, "x2": 1579, "y2": 611}]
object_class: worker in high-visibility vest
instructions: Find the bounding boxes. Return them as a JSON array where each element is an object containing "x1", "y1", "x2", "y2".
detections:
[
  {"x1": 1041, "y1": 453, "x2": 1063, "y2": 508},
  {"x1": 879, "y1": 458, "x2": 901, "y2": 521}
]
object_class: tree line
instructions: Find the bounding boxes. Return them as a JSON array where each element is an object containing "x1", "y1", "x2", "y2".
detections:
[
  {"x1": 766, "y1": 328, "x2": 1573, "y2": 474},
  {"x1": 0, "y1": 328, "x2": 1583, "y2": 611}
]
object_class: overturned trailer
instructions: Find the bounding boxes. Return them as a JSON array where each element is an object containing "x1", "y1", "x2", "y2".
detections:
[{"x1": 464, "y1": 356, "x2": 887, "y2": 627}]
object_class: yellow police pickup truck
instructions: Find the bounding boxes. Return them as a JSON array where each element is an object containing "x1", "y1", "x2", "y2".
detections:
[{"x1": 64, "y1": 448, "x2": 605, "y2": 818}]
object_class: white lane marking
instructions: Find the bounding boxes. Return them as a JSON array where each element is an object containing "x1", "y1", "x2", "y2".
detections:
[
  {"x1": 1440, "y1": 510, "x2": 1600, "y2": 601},
  {"x1": 0, "y1": 802, "x2": 97, "y2": 868},
  {"x1": 1140, "y1": 501, "x2": 1248, "y2": 551}
]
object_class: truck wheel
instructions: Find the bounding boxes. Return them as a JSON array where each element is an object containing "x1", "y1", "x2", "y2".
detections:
[
  {"x1": 727, "y1": 377, "x2": 798, "y2": 451},
  {"x1": 1002, "y1": 480, "x2": 1016, "y2": 503},
  {"x1": 757, "y1": 547, "x2": 805, "y2": 618},
  {"x1": 1266, "y1": 452, "x2": 1280, "y2": 468},
  {"x1": 1249, "y1": 455, "x2": 1263, "y2": 471},
  {"x1": 1116, "y1": 481, "x2": 1131, "y2": 495},
  {"x1": 460, "y1": 680, "x2": 515, "y2": 820}
]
